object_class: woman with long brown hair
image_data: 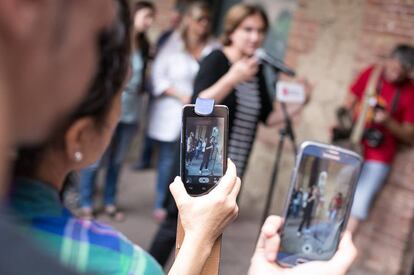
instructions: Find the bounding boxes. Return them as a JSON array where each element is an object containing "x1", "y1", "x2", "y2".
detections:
[{"x1": 9, "y1": 1, "x2": 240, "y2": 273}]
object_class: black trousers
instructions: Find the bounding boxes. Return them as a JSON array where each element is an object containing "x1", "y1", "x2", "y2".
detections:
[
  {"x1": 298, "y1": 205, "x2": 314, "y2": 232},
  {"x1": 200, "y1": 150, "x2": 212, "y2": 170},
  {"x1": 148, "y1": 142, "x2": 180, "y2": 267},
  {"x1": 148, "y1": 212, "x2": 177, "y2": 266}
]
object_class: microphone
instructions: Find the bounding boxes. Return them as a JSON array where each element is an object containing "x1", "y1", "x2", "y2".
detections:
[{"x1": 255, "y1": 48, "x2": 296, "y2": 77}]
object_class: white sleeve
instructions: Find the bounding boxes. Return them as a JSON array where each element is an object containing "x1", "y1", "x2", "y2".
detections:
[{"x1": 151, "y1": 45, "x2": 173, "y2": 97}]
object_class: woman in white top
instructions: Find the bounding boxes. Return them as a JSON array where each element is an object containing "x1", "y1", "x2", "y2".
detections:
[
  {"x1": 79, "y1": 1, "x2": 156, "y2": 221},
  {"x1": 147, "y1": 1, "x2": 219, "y2": 219}
]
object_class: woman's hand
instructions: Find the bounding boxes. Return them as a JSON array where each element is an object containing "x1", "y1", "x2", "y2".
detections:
[
  {"x1": 170, "y1": 159, "x2": 241, "y2": 247},
  {"x1": 227, "y1": 57, "x2": 259, "y2": 86},
  {"x1": 168, "y1": 160, "x2": 240, "y2": 275},
  {"x1": 248, "y1": 216, "x2": 357, "y2": 275}
]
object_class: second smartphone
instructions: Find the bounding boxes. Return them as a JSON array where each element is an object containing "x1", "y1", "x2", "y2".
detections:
[
  {"x1": 277, "y1": 141, "x2": 362, "y2": 266},
  {"x1": 181, "y1": 105, "x2": 229, "y2": 196}
]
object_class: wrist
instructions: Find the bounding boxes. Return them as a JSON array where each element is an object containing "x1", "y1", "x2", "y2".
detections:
[
  {"x1": 183, "y1": 233, "x2": 215, "y2": 258},
  {"x1": 224, "y1": 72, "x2": 238, "y2": 88},
  {"x1": 186, "y1": 231, "x2": 215, "y2": 248}
]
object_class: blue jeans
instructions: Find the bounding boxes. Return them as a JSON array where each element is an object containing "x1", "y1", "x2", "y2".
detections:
[
  {"x1": 351, "y1": 160, "x2": 391, "y2": 220},
  {"x1": 79, "y1": 123, "x2": 137, "y2": 207},
  {"x1": 135, "y1": 135, "x2": 155, "y2": 168},
  {"x1": 153, "y1": 139, "x2": 178, "y2": 210}
]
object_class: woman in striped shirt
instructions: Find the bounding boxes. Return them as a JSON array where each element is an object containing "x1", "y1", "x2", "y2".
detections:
[{"x1": 193, "y1": 4, "x2": 309, "y2": 178}]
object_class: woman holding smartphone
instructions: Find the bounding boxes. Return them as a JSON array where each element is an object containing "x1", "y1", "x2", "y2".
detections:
[
  {"x1": 9, "y1": 1, "x2": 240, "y2": 274},
  {"x1": 193, "y1": 3, "x2": 310, "y2": 179}
]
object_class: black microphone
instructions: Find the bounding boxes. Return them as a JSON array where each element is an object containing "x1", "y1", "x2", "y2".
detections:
[{"x1": 255, "y1": 48, "x2": 296, "y2": 77}]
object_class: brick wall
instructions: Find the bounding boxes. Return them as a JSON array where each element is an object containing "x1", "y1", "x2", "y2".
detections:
[
  {"x1": 278, "y1": 0, "x2": 414, "y2": 274},
  {"x1": 355, "y1": 0, "x2": 414, "y2": 73}
]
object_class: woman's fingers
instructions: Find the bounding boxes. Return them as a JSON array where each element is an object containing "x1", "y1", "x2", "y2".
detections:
[
  {"x1": 256, "y1": 216, "x2": 283, "y2": 251},
  {"x1": 228, "y1": 177, "x2": 241, "y2": 201},
  {"x1": 213, "y1": 159, "x2": 237, "y2": 195},
  {"x1": 328, "y1": 231, "x2": 357, "y2": 273},
  {"x1": 169, "y1": 177, "x2": 190, "y2": 206},
  {"x1": 246, "y1": 56, "x2": 259, "y2": 66}
]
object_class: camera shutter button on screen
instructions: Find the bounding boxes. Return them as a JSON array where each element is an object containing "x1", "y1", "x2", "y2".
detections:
[{"x1": 199, "y1": 177, "x2": 210, "y2": 183}]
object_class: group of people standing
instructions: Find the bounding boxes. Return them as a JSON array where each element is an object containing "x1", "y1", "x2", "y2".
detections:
[
  {"x1": 186, "y1": 132, "x2": 216, "y2": 175},
  {"x1": 77, "y1": 1, "x2": 218, "y2": 221},
  {"x1": 75, "y1": 0, "x2": 309, "y2": 223},
  {"x1": 0, "y1": 0, "x2": 360, "y2": 274}
]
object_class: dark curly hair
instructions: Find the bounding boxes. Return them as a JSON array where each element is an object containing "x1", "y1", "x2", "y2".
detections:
[
  {"x1": 390, "y1": 44, "x2": 414, "y2": 75},
  {"x1": 13, "y1": 0, "x2": 132, "y2": 179}
]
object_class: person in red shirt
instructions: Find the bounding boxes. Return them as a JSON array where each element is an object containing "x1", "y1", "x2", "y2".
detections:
[
  {"x1": 329, "y1": 192, "x2": 344, "y2": 221},
  {"x1": 344, "y1": 44, "x2": 414, "y2": 233}
]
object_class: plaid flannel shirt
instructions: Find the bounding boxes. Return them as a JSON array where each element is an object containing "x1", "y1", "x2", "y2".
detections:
[{"x1": 10, "y1": 178, "x2": 164, "y2": 275}]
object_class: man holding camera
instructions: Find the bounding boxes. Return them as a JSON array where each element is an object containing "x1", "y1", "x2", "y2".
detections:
[{"x1": 342, "y1": 44, "x2": 414, "y2": 233}]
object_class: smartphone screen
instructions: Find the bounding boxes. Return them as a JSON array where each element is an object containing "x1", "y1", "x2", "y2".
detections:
[
  {"x1": 277, "y1": 142, "x2": 362, "y2": 266},
  {"x1": 181, "y1": 105, "x2": 228, "y2": 196}
]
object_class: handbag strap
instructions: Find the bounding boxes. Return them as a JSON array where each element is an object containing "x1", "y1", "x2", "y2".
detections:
[
  {"x1": 390, "y1": 86, "x2": 401, "y2": 115},
  {"x1": 373, "y1": 79, "x2": 401, "y2": 115},
  {"x1": 350, "y1": 66, "x2": 382, "y2": 144}
]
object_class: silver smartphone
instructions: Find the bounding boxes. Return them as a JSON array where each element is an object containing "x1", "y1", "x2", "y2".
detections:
[{"x1": 277, "y1": 141, "x2": 362, "y2": 266}]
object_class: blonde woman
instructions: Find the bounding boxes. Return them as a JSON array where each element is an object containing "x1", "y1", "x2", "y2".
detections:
[{"x1": 147, "y1": 1, "x2": 219, "y2": 220}]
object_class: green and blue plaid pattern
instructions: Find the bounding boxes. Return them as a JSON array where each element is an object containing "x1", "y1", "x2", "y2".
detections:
[{"x1": 10, "y1": 178, "x2": 164, "y2": 275}]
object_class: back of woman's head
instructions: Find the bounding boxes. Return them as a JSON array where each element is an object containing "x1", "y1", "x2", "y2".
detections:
[
  {"x1": 133, "y1": 0, "x2": 155, "y2": 15},
  {"x1": 222, "y1": 3, "x2": 269, "y2": 46},
  {"x1": 73, "y1": 0, "x2": 131, "y2": 127},
  {"x1": 14, "y1": 0, "x2": 132, "y2": 178}
]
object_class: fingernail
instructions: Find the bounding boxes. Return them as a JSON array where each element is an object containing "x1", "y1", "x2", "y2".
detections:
[
  {"x1": 266, "y1": 252, "x2": 276, "y2": 261},
  {"x1": 263, "y1": 224, "x2": 273, "y2": 233}
]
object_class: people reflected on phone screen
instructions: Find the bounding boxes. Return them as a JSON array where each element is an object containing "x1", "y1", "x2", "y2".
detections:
[
  {"x1": 279, "y1": 156, "x2": 357, "y2": 264},
  {"x1": 185, "y1": 117, "x2": 224, "y2": 185}
]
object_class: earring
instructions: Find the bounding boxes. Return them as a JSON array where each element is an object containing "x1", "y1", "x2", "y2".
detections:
[{"x1": 74, "y1": 152, "x2": 83, "y2": 162}]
